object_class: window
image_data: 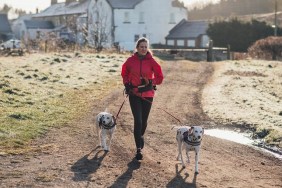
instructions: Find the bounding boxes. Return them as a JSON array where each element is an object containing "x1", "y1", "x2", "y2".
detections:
[
  {"x1": 167, "y1": 40, "x2": 174, "y2": 46},
  {"x1": 134, "y1": 35, "x2": 139, "y2": 42},
  {"x1": 36, "y1": 31, "x2": 41, "y2": 39},
  {"x1": 169, "y1": 13, "x2": 175, "y2": 24},
  {"x1": 139, "y1": 12, "x2": 144, "y2": 23},
  {"x1": 177, "y1": 40, "x2": 185, "y2": 46},
  {"x1": 187, "y1": 40, "x2": 196, "y2": 47},
  {"x1": 124, "y1": 12, "x2": 130, "y2": 23}
]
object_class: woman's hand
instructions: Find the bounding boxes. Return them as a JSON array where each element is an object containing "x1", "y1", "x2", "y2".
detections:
[{"x1": 143, "y1": 77, "x2": 149, "y2": 85}]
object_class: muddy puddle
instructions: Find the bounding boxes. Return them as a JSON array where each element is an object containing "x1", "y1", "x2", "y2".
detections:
[{"x1": 205, "y1": 129, "x2": 282, "y2": 160}]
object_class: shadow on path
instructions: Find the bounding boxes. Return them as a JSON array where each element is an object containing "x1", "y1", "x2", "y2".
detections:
[
  {"x1": 71, "y1": 146, "x2": 107, "y2": 181},
  {"x1": 166, "y1": 164, "x2": 197, "y2": 188},
  {"x1": 109, "y1": 159, "x2": 141, "y2": 188}
]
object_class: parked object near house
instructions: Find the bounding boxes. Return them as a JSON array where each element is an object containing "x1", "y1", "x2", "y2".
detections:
[
  {"x1": 165, "y1": 19, "x2": 210, "y2": 48},
  {"x1": 0, "y1": 39, "x2": 24, "y2": 56}
]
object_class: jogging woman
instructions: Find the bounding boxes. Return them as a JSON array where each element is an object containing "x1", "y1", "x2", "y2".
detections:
[{"x1": 121, "y1": 37, "x2": 164, "y2": 160}]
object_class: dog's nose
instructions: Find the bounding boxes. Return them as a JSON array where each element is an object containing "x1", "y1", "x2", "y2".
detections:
[
  {"x1": 198, "y1": 136, "x2": 201, "y2": 139},
  {"x1": 103, "y1": 121, "x2": 106, "y2": 124}
]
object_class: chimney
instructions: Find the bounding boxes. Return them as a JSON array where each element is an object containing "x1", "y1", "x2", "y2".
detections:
[
  {"x1": 65, "y1": 0, "x2": 77, "y2": 5},
  {"x1": 36, "y1": 8, "x2": 39, "y2": 14},
  {"x1": 51, "y1": 0, "x2": 58, "y2": 5}
]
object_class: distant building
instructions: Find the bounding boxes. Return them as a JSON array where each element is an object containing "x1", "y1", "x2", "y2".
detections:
[
  {"x1": 11, "y1": 14, "x2": 33, "y2": 40},
  {"x1": 32, "y1": 0, "x2": 90, "y2": 42},
  {"x1": 23, "y1": 20, "x2": 55, "y2": 42},
  {"x1": 165, "y1": 19, "x2": 210, "y2": 48},
  {"x1": 87, "y1": 0, "x2": 188, "y2": 50},
  {"x1": 0, "y1": 14, "x2": 13, "y2": 42}
]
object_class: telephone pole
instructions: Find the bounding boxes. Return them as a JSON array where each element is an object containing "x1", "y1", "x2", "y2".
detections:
[{"x1": 274, "y1": 0, "x2": 277, "y2": 36}]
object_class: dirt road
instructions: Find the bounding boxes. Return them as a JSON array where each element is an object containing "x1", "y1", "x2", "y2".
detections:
[{"x1": 0, "y1": 60, "x2": 281, "y2": 187}]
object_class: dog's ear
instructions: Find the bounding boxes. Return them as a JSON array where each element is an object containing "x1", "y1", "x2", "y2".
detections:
[
  {"x1": 112, "y1": 115, "x2": 116, "y2": 124},
  {"x1": 188, "y1": 127, "x2": 194, "y2": 135}
]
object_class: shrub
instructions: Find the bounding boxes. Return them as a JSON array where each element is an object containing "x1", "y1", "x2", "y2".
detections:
[{"x1": 248, "y1": 36, "x2": 282, "y2": 60}]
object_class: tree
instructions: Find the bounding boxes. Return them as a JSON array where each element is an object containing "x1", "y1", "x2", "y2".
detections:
[
  {"x1": 87, "y1": 2, "x2": 112, "y2": 51},
  {"x1": 207, "y1": 19, "x2": 281, "y2": 52}
]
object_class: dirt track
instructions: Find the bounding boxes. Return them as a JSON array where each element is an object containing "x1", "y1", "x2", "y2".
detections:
[{"x1": 0, "y1": 60, "x2": 281, "y2": 187}]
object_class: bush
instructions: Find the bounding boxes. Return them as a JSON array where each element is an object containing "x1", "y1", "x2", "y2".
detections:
[{"x1": 248, "y1": 36, "x2": 282, "y2": 60}]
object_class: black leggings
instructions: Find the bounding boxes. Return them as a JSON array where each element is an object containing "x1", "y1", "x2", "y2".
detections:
[{"x1": 129, "y1": 95, "x2": 153, "y2": 149}]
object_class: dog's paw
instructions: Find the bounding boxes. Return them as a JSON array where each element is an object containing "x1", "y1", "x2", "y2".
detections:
[{"x1": 103, "y1": 146, "x2": 109, "y2": 151}]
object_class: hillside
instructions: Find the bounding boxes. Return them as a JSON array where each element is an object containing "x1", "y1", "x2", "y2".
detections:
[{"x1": 189, "y1": 0, "x2": 281, "y2": 27}]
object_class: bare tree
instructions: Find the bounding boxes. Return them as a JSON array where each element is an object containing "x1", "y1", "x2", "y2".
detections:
[{"x1": 87, "y1": 3, "x2": 111, "y2": 51}]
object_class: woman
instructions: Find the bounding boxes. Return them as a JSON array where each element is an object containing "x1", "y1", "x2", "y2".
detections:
[{"x1": 121, "y1": 37, "x2": 164, "y2": 160}]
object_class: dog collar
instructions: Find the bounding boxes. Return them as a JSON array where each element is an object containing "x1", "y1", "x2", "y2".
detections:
[
  {"x1": 184, "y1": 139, "x2": 201, "y2": 146},
  {"x1": 184, "y1": 135, "x2": 202, "y2": 146},
  {"x1": 99, "y1": 122, "x2": 116, "y2": 129}
]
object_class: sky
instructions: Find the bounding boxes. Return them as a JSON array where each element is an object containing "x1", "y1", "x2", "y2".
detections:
[{"x1": 0, "y1": 0, "x2": 220, "y2": 14}]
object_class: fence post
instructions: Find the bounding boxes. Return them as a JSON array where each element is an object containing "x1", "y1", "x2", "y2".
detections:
[
  {"x1": 45, "y1": 40, "x2": 48, "y2": 53},
  {"x1": 227, "y1": 44, "x2": 231, "y2": 60},
  {"x1": 207, "y1": 40, "x2": 213, "y2": 62}
]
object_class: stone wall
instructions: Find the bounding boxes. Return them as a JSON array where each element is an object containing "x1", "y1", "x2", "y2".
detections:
[{"x1": 152, "y1": 48, "x2": 230, "y2": 62}]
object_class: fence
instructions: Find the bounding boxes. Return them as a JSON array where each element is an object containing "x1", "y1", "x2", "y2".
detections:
[{"x1": 152, "y1": 41, "x2": 232, "y2": 62}]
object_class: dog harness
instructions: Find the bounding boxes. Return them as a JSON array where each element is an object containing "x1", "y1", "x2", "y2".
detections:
[
  {"x1": 99, "y1": 115, "x2": 116, "y2": 129},
  {"x1": 183, "y1": 131, "x2": 202, "y2": 146}
]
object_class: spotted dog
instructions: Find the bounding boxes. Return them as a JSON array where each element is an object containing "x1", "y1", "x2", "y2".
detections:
[
  {"x1": 95, "y1": 111, "x2": 116, "y2": 151},
  {"x1": 175, "y1": 126, "x2": 204, "y2": 174}
]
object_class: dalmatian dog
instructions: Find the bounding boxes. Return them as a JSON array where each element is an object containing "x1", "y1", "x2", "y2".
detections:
[
  {"x1": 175, "y1": 126, "x2": 204, "y2": 174},
  {"x1": 95, "y1": 110, "x2": 116, "y2": 151}
]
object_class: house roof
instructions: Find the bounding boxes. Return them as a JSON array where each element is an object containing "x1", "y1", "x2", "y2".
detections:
[
  {"x1": 0, "y1": 14, "x2": 12, "y2": 33},
  {"x1": 107, "y1": 0, "x2": 143, "y2": 9},
  {"x1": 166, "y1": 19, "x2": 209, "y2": 39},
  {"x1": 33, "y1": 0, "x2": 90, "y2": 18},
  {"x1": 24, "y1": 20, "x2": 55, "y2": 29}
]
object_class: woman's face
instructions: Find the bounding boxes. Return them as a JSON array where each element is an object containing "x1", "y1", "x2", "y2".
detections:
[{"x1": 137, "y1": 41, "x2": 148, "y2": 56}]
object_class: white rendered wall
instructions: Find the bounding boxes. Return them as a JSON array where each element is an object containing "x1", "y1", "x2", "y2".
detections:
[{"x1": 114, "y1": 0, "x2": 188, "y2": 51}]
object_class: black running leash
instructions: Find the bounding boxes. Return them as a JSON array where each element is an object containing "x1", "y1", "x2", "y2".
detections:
[
  {"x1": 115, "y1": 94, "x2": 128, "y2": 121},
  {"x1": 131, "y1": 92, "x2": 182, "y2": 124}
]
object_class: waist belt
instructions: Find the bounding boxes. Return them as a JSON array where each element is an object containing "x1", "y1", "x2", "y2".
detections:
[{"x1": 132, "y1": 85, "x2": 156, "y2": 92}]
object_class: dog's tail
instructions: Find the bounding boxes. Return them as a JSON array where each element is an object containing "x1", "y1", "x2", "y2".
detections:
[{"x1": 171, "y1": 125, "x2": 182, "y2": 130}]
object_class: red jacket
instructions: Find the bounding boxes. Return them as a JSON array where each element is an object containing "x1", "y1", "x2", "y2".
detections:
[{"x1": 121, "y1": 52, "x2": 164, "y2": 97}]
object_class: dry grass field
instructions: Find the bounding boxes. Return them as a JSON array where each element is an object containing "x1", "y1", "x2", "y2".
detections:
[{"x1": 203, "y1": 59, "x2": 282, "y2": 148}]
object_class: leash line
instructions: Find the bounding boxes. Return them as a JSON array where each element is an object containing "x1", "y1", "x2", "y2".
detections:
[
  {"x1": 115, "y1": 94, "x2": 128, "y2": 121},
  {"x1": 130, "y1": 92, "x2": 182, "y2": 124}
]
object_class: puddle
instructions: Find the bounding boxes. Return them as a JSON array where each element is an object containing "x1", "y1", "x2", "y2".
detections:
[{"x1": 205, "y1": 129, "x2": 282, "y2": 160}]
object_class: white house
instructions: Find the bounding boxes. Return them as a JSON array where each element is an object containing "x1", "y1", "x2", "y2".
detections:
[{"x1": 87, "y1": 0, "x2": 188, "y2": 50}]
